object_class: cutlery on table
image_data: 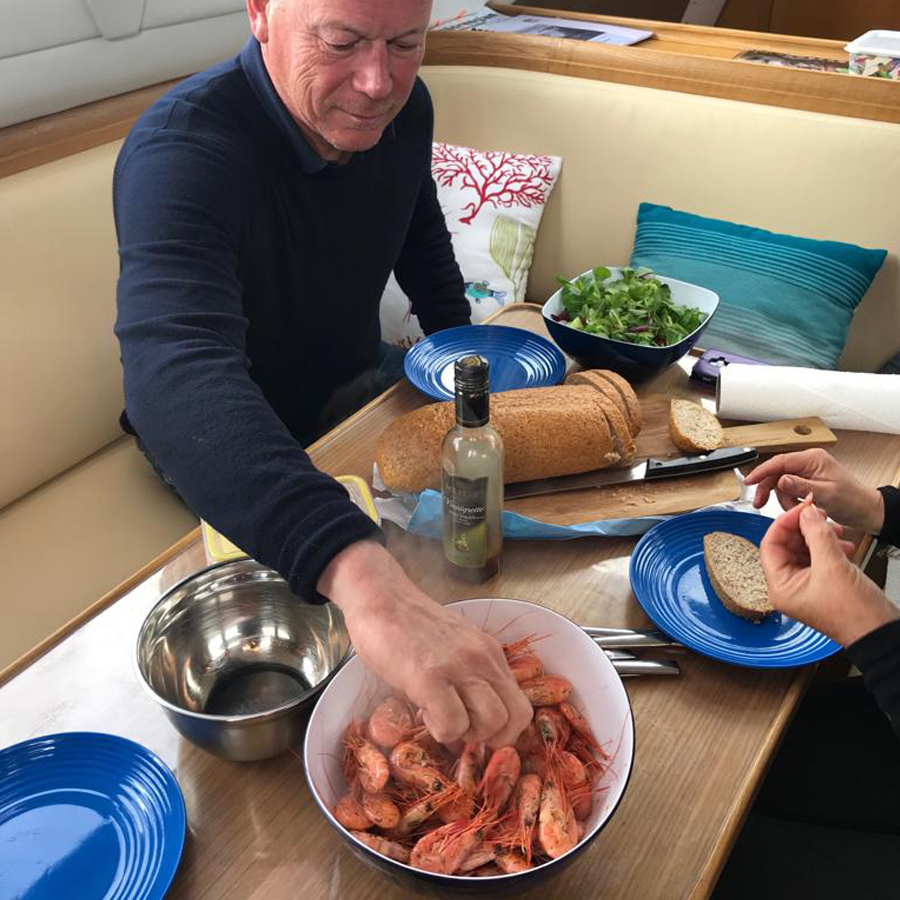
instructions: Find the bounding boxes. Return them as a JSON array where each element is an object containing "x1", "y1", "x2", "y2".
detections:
[
  {"x1": 582, "y1": 625, "x2": 684, "y2": 676},
  {"x1": 584, "y1": 626, "x2": 684, "y2": 650},
  {"x1": 605, "y1": 649, "x2": 681, "y2": 677}
]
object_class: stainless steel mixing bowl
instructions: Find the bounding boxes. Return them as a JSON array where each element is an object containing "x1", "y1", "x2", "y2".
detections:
[{"x1": 135, "y1": 558, "x2": 350, "y2": 761}]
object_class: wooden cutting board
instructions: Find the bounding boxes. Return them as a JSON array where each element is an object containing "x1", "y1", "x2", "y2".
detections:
[
  {"x1": 503, "y1": 469, "x2": 742, "y2": 525},
  {"x1": 635, "y1": 395, "x2": 837, "y2": 458},
  {"x1": 503, "y1": 395, "x2": 836, "y2": 526}
]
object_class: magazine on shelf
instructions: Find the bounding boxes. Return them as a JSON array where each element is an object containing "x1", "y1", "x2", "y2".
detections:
[
  {"x1": 734, "y1": 49, "x2": 850, "y2": 73},
  {"x1": 433, "y1": 7, "x2": 653, "y2": 46}
]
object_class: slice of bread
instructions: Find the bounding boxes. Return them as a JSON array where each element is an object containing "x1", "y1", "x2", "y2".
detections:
[
  {"x1": 565, "y1": 370, "x2": 643, "y2": 435},
  {"x1": 582, "y1": 370, "x2": 643, "y2": 434},
  {"x1": 592, "y1": 393, "x2": 636, "y2": 465},
  {"x1": 669, "y1": 399, "x2": 724, "y2": 453},
  {"x1": 564, "y1": 371, "x2": 632, "y2": 433},
  {"x1": 703, "y1": 531, "x2": 773, "y2": 622}
]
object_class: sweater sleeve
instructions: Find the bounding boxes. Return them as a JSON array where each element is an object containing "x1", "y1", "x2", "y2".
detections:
[
  {"x1": 113, "y1": 131, "x2": 382, "y2": 601},
  {"x1": 392, "y1": 84, "x2": 470, "y2": 335},
  {"x1": 877, "y1": 486, "x2": 900, "y2": 548},
  {"x1": 845, "y1": 619, "x2": 900, "y2": 742}
]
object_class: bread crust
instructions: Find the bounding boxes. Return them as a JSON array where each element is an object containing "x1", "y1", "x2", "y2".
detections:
[
  {"x1": 375, "y1": 384, "x2": 622, "y2": 493},
  {"x1": 703, "y1": 531, "x2": 773, "y2": 622},
  {"x1": 571, "y1": 370, "x2": 643, "y2": 434}
]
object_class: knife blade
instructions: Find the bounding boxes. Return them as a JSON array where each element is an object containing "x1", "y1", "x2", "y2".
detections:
[{"x1": 504, "y1": 446, "x2": 758, "y2": 500}]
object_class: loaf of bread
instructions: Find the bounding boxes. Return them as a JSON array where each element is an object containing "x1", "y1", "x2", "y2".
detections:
[
  {"x1": 703, "y1": 531, "x2": 773, "y2": 622},
  {"x1": 375, "y1": 371, "x2": 642, "y2": 493},
  {"x1": 669, "y1": 399, "x2": 724, "y2": 453}
]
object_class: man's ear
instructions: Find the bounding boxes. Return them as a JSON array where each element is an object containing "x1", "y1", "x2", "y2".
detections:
[{"x1": 246, "y1": 0, "x2": 271, "y2": 43}]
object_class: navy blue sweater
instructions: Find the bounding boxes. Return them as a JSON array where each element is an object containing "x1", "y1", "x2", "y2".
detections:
[{"x1": 114, "y1": 39, "x2": 468, "y2": 600}]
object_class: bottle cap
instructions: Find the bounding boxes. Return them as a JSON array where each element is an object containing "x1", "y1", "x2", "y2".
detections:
[
  {"x1": 454, "y1": 355, "x2": 490, "y2": 426},
  {"x1": 454, "y1": 355, "x2": 490, "y2": 391}
]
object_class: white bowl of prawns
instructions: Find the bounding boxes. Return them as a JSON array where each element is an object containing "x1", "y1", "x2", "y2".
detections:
[{"x1": 303, "y1": 597, "x2": 635, "y2": 893}]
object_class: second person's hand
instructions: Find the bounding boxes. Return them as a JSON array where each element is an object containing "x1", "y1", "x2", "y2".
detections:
[
  {"x1": 745, "y1": 448, "x2": 885, "y2": 534},
  {"x1": 760, "y1": 498, "x2": 898, "y2": 647}
]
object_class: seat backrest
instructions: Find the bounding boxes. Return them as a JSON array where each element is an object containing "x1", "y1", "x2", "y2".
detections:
[
  {"x1": 422, "y1": 65, "x2": 900, "y2": 372},
  {"x1": 0, "y1": 141, "x2": 125, "y2": 509}
]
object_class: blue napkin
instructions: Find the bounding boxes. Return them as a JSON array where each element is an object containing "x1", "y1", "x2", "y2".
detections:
[{"x1": 406, "y1": 489, "x2": 669, "y2": 540}]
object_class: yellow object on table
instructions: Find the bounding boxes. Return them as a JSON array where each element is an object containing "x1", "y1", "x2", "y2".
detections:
[{"x1": 201, "y1": 475, "x2": 381, "y2": 563}]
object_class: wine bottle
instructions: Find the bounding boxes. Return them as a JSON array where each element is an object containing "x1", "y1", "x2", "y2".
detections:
[{"x1": 441, "y1": 355, "x2": 504, "y2": 582}]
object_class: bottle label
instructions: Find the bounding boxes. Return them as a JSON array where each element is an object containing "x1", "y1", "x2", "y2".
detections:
[{"x1": 442, "y1": 472, "x2": 489, "y2": 567}]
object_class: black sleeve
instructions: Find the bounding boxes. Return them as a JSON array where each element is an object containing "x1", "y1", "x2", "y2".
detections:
[
  {"x1": 877, "y1": 486, "x2": 900, "y2": 548},
  {"x1": 392, "y1": 84, "x2": 470, "y2": 336},
  {"x1": 845, "y1": 619, "x2": 900, "y2": 743},
  {"x1": 113, "y1": 132, "x2": 381, "y2": 602}
]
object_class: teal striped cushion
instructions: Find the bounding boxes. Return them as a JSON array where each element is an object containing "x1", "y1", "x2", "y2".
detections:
[{"x1": 629, "y1": 203, "x2": 887, "y2": 369}]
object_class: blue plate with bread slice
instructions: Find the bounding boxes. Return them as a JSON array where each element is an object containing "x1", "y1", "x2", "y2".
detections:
[{"x1": 629, "y1": 509, "x2": 840, "y2": 667}]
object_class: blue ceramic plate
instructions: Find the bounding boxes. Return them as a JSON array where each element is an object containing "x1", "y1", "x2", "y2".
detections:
[
  {"x1": 404, "y1": 324, "x2": 566, "y2": 401},
  {"x1": 0, "y1": 732, "x2": 186, "y2": 900},
  {"x1": 629, "y1": 509, "x2": 840, "y2": 668}
]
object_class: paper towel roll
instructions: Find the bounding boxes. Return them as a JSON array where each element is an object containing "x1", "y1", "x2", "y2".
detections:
[{"x1": 717, "y1": 364, "x2": 900, "y2": 434}]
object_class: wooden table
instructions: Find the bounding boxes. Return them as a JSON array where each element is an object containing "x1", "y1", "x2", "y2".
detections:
[
  {"x1": 425, "y1": 2, "x2": 900, "y2": 124},
  {"x1": 2, "y1": 305, "x2": 899, "y2": 899}
]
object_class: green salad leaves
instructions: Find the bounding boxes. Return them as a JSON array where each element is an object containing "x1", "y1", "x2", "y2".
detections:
[{"x1": 552, "y1": 266, "x2": 706, "y2": 347}]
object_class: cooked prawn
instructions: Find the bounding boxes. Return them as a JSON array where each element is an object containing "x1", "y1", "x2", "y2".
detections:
[
  {"x1": 535, "y1": 706, "x2": 571, "y2": 754},
  {"x1": 493, "y1": 773, "x2": 542, "y2": 862},
  {"x1": 457, "y1": 842, "x2": 497, "y2": 873},
  {"x1": 508, "y1": 650, "x2": 543, "y2": 684},
  {"x1": 395, "y1": 783, "x2": 462, "y2": 836},
  {"x1": 350, "y1": 830, "x2": 411, "y2": 863},
  {"x1": 333, "y1": 792, "x2": 372, "y2": 831},
  {"x1": 389, "y1": 740, "x2": 450, "y2": 793},
  {"x1": 480, "y1": 746, "x2": 521, "y2": 812},
  {"x1": 409, "y1": 818, "x2": 486, "y2": 875},
  {"x1": 360, "y1": 792, "x2": 400, "y2": 830},
  {"x1": 367, "y1": 696, "x2": 416, "y2": 748},
  {"x1": 559, "y1": 700, "x2": 608, "y2": 758},
  {"x1": 538, "y1": 767, "x2": 577, "y2": 859},
  {"x1": 440, "y1": 741, "x2": 485, "y2": 822},
  {"x1": 344, "y1": 722, "x2": 390, "y2": 794},
  {"x1": 495, "y1": 849, "x2": 533, "y2": 873},
  {"x1": 519, "y1": 675, "x2": 573, "y2": 707},
  {"x1": 558, "y1": 750, "x2": 592, "y2": 820}
]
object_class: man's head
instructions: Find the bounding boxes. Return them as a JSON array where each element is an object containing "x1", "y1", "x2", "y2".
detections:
[{"x1": 247, "y1": 0, "x2": 432, "y2": 161}]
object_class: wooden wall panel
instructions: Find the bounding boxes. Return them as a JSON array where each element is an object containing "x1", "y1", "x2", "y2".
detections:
[
  {"x1": 771, "y1": 0, "x2": 900, "y2": 41},
  {"x1": 717, "y1": 0, "x2": 774, "y2": 32}
]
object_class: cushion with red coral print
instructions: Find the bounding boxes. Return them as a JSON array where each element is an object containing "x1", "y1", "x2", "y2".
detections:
[{"x1": 380, "y1": 142, "x2": 563, "y2": 349}]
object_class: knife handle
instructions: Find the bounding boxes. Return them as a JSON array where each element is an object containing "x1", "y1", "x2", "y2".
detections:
[{"x1": 645, "y1": 446, "x2": 758, "y2": 479}]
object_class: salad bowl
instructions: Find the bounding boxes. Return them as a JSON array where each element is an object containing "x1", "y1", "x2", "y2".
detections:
[{"x1": 542, "y1": 266, "x2": 719, "y2": 381}]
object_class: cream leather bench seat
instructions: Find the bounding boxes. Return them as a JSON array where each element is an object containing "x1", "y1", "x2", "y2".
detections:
[
  {"x1": 422, "y1": 66, "x2": 900, "y2": 372},
  {"x1": 0, "y1": 143, "x2": 197, "y2": 670}
]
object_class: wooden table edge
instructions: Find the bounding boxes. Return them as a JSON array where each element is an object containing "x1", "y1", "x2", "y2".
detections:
[{"x1": 0, "y1": 526, "x2": 201, "y2": 688}]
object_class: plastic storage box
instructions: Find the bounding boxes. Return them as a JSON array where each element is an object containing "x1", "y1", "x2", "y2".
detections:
[{"x1": 844, "y1": 30, "x2": 900, "y2": 80}]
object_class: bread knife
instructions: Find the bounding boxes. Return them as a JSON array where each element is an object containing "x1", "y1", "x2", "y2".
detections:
[{"x1": 504, "y1": 446, "x2": 758, "y2": 500}]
